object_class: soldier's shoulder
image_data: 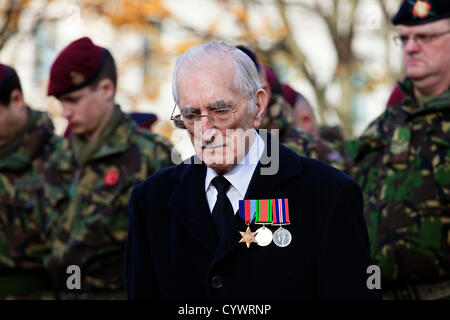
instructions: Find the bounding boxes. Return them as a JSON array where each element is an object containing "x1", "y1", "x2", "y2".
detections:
[
  {"x1": 319, "y1": 125, "x2": 344, "y2": 144},
  {"x1": 127, "y1": 127, "x2": 175, "y2": 171},
  {"x1": 284, "y1": 128, "x2": 347, "y2": 169},
  {"x1": 45, "y1": 136, "x2": 73, "y2": 173},
  {"x1": 357, "y1": 105, "x2": 403, "y2": 143},
  {"x1": 132, "y1": 128, "x2": 173, "y2": 150},
  {"x1": 283, "y1": 128, "x2": 315, "y2": 147}
]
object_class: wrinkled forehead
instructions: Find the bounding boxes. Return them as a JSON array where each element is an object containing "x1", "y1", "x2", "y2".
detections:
[
  {"x1": 176, "y1": 58, "x2": 243, "y2": 103},
  {"x1": 177, "y1": 54, "x2": 235, "y2": 84}
]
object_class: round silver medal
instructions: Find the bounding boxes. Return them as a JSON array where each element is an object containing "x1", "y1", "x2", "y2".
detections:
[
  {"x1": 273, "y1": 227, "x2": 292, "y2": 247},
  {"x1": 255, "y1": 226, "x2": 273, "y2": 247}
]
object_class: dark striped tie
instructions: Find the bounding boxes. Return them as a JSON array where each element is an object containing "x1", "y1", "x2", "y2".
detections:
[{"x1": 211, "y1": 175, "x2": 234, "y2": 240}]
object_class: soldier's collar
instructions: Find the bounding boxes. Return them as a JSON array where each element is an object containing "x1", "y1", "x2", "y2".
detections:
[
  {"x1": 88, "y1": 108, "x2": 135, "y2": 161},
  {"x1": 407, "y1": 89, "x2": 450, "y2": 118},
  {"x1": 399, "y1": 78, "x2": 450, "y2": 116}
]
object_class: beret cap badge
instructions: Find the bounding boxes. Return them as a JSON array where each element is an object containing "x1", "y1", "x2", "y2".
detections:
[
  {"x1": 70, "y1": 71, "x2": 85, "y2": 86},
  {"x1": 412, "y1": 1, "x2": 431, "y2": 18}
]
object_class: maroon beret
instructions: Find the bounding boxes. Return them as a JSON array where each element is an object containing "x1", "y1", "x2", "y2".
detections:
[
  {"x1": 263, "y1": 65, "x2": 276, "y2": 92},
  {"x1": 281, "y1": 83, "x2": 297, "y2": 108},
  {"x1": 48, "y1": 37, "x2": 105, "y2": 96},
  {"x1": 262, "y1": 64, "x2": 283, "y2": 97},
  {"x1": 0, "y1": 63, "x2": 8, "y2": 89},
  {"x1": 386, "y1": 83, "x2": 404, "y2": 109}
]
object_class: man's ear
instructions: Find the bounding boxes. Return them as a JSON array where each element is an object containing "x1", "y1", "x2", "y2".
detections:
[
  {"x1": 262, "y1": 83, "x2": 271, "y2": 103},
  {"x1": 99, "y1": 78, "x2": 116, "y2": 101},
  {"x1": 252, "y1": 88, "x2": 268, "y2": 129},
  {"x1": 9, "y1": 89, "x2": 24, "y2": 109}
]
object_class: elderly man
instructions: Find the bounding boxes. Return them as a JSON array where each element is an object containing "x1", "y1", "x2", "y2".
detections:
[
  {"x1": 125, "y1": 42, "x2": 380, "y2": 300},
  {"x1": 349, "y1": 0, "x2": 450, "y2": 300}
]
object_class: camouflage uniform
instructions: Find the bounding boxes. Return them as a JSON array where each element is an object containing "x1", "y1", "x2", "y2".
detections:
[
  {"x1": 45, "y1": 105, "x2": 173, "y2": 299},
  {"x1": 261, "y1": 94, "x2": 348, "y2": 172},
  {"x1": 0, "y1": 107, "x2": 67, "y2": 299},
  {"x1": 347, "y1": 78, "x2": 450, "y2": 299},
  {"x1": 319, "y1": 125, "x2": 344, "y2": 145},
  {"x1": 319, "y1": 125, "x2": 353, "y2": 171}
]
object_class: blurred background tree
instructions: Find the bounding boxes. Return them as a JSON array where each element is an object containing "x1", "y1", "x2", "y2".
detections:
[{"x1": 0, "y1": 0, "x2": 403, "y2": 145}]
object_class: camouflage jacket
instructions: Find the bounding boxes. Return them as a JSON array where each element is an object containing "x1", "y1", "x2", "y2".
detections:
[
  {"x1": 0, "y1": 107, "x2": 67, "y2": 272},
  {"x1": 45, "y1": 106, "x2": 173, "y2": 293},
  {"x1": 261, "y1": 94, "x2": 348, "y2": 172},
  {"x1": 348, "y1": 79, "x2": 450, "y2": 289}
]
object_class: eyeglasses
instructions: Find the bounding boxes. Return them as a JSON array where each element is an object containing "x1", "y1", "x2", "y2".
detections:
[
  {"x1": 393, "y1": 30, "x2": 450, "y2": 47},
  {"x1": 170, "y1": 103, "x2": 239, "y2": 130}
]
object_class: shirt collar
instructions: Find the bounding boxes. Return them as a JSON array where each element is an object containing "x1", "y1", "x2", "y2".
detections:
[{"x1": 205, "y1": 129, "x2": 265, "y2": 196}]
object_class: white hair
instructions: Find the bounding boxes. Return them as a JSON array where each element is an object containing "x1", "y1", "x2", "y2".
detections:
[{"x1": 172, "y1": 42, "x2": 261, "y2": 114}]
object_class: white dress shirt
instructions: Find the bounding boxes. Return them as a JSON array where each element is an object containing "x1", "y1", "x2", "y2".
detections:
[{"x1": 205, "y1": 130, "x2": 265, "y2": 219}]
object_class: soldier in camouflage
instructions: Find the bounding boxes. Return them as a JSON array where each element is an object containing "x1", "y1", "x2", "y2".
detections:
[
  {"x1": 260, "y1": 66, "x2": 348, "y2": 172},
  {"x1": 0, "y1": 64, "x2": 67, "y2": 299},
  {"x1": 348, "y1": 0, "x2": 450, "y2": 299},
  {"x1": 44, "y1": 37, "x2": 173, "y2": 299},
  {"x1": 235, "y1": 46, "x2": 348, "y2": 172}
]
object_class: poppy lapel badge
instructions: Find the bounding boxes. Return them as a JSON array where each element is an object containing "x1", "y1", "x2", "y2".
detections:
[{"x1": 104, "y1": 170, "x2": 119, "y2": 186}]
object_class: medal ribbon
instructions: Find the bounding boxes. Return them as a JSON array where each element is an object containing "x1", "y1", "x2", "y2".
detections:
[
  {"x1": 255, "y1": 199, "x2": 272, "y2": 224},
  {"x1": 239, "y1": 199, "x2": 282, "y2": 224},
  {"x1": 239, "y1": 199, "x2": 274, "y2": 225},
  {"x1": 239, "y1": 199, "x2": 253, "y2": 225},
  {"x1": 272, "y1": 198, "x2": 290, "y2": 225}
]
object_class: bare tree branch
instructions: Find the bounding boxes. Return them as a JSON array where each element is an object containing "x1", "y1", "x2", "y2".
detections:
[
  {"x1": 0, "y1": 0, "x2": 21, "y2": 50},
  {"x1": 274, "y1": 0, "x2": 329, "y2": 123}
]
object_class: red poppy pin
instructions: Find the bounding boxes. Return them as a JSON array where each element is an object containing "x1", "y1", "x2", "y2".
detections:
[
  {"x1": 104, "y1": 170, "x2": 119, "y2": 186},
  {"x1": 412, "y1": 1, "x2": 431, "y2": 18}
]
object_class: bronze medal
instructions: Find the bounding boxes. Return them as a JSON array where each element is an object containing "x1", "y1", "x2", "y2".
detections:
[{"x1": 239, "y1": 226, "x2": 258, "y2": 248}]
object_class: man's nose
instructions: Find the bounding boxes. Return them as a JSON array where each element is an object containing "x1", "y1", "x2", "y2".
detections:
[
  {"x1": 201, "y1": 115, "x2": 214, "y2": 133},
  {"x1": 403, "y1": 36, "x2": 420, "y2": 53},
  {"x1": 61, "y1": 103, "x2": 73, "y2": 118}
]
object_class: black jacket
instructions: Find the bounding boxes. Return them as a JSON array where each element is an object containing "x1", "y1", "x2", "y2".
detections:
[{"x1": 125, "y1": 136, "x2": 381, "y2": 300}]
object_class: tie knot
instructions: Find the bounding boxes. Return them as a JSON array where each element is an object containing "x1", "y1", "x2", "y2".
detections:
[{"x1": 211, "y1": 175, "x2": 231, "y2": 194}]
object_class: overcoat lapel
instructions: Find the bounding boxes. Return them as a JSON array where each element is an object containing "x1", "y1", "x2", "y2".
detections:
[{"x1": 169, "y1": 157, "x2": 220, "y2": 255}]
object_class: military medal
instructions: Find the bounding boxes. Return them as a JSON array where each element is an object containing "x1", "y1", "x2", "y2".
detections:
[
  {"x1": 238, "y1": 200, "x2": 257, "y2": 248},
  {"x1": 272, "y1": 198, "x2": 292, "y2": 248},
  {"x1": 239, "y1": 226, "x2": 258, "y2": 248},
  {"x1": 254, "y1": 199, "x2": 273, "y2": 247}
]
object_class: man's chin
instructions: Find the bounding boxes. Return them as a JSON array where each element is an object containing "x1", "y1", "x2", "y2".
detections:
[
  {"x1": 405, "y1": 67, "x2": 429, "y2": 80},
  {"x1": 203, "y1": 161, "x2": 235, "y2": 175},
  {"x1": 200, "y1": 150, "x2": 237, "y2": 173},
  {"x1": 70, "y1": 125, "x2": 87, "y2": 135}
]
